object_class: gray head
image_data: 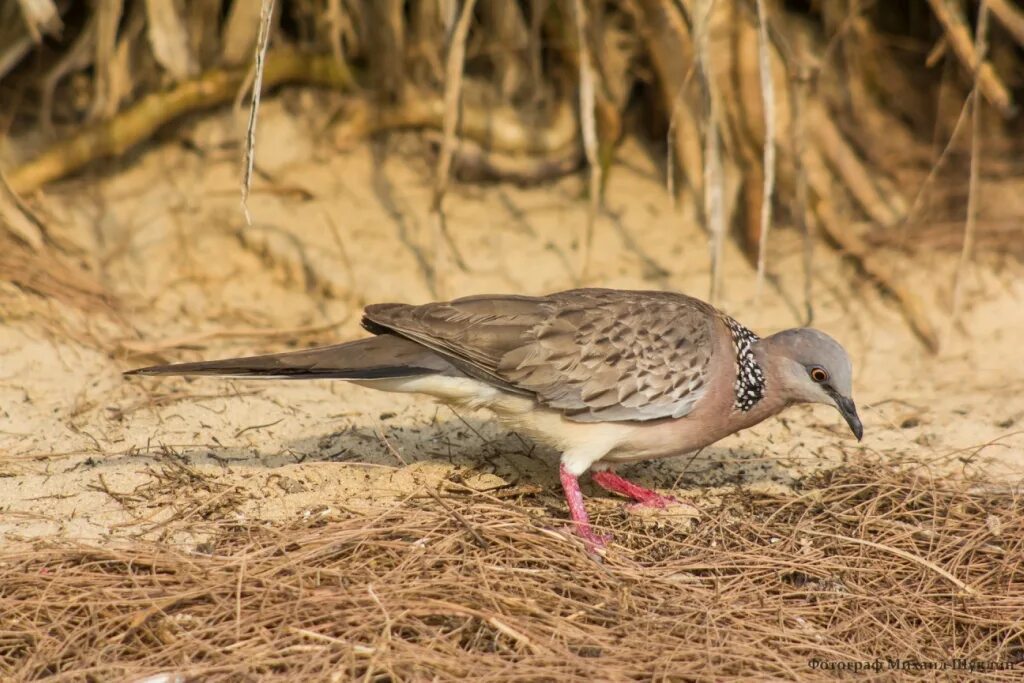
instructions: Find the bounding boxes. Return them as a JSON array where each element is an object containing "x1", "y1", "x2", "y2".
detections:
[{"x1": 761, "y1": 328, "x2": 862, "y2": 440}]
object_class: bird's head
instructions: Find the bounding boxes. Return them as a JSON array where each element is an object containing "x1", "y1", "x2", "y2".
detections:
[{"x1": 763, "y1": 328, "x2": 862, "y2": 441}]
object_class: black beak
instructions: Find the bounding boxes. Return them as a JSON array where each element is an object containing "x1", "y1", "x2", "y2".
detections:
[{"x1": 832, "y1": 392, "x2": 863, "y2": 441}]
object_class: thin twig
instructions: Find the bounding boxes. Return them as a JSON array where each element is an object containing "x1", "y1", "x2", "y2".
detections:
[
  {"x1": 791, "y1": 65, "x2": 813, "y2": 325},
  {"x1": 949, "y1": 0, "x2": 988, "y2": 340},
  {"x1": 234, "y1": 419, "x2": 284, "y2": 439},
  {"x1": 573, "y1": 0, "x2": 600, "y2": 284},
  {"x1": 426, "y1": 489, "x2": 489, "y2": 549},
  {"x1": 235, "y1": 556, "x2": 245, "y2": 640},
  {"x1": 897, "y1": 82, "x2": 973, "y2": 254},
  {"x1": 432, "y1": 0, "x2": 476, "y2": 206},
  {"x1": 430, "y1": 0, "x2": 478, "y2": 297},
  {"x1": 695, "y1": 0, "x2": 724, "y2": 303},
  {"x1": 487, "y1": 617, "x2": 538, "y2": 652},
  {"x1": 753, "y1": 0, "x2": 776, "y2": 301},
  {"x1": 240, "y1": 0, "x2": 275, "y2": 227},
  {"x1": 666, "y1": 108, "x2": 677, "y2": 208}
]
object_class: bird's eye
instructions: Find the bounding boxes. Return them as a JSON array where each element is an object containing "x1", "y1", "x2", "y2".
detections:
[{"x1": 809, "y1": 367, "x2": 829, "y2": 383}]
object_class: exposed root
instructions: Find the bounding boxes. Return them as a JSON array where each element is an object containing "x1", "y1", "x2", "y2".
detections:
[
  {"x1": 926, "y1": 0, "x2": 1014, "y2": 117},
  {"x1": 335, "y1": 90, "x2": 578, "y2": 156},
  {"x1": 423, "y1": 132, "x2": 582, "y2": 185},
  {"x1": 804, "y1": 153, "x2": 941, "y2": 353},
  {"x1": 7, "y1": 50, "x2": 353, "y2": 195}
]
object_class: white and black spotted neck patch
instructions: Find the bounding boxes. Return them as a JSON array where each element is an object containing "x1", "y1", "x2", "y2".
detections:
[{"x1": 724, "y1": 316, "x2": 765, "y2": 411}]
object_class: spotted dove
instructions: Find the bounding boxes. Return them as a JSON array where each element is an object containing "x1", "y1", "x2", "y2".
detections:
[{"x1": 126, "y1": 288, "x2": 863, "y2": 550}]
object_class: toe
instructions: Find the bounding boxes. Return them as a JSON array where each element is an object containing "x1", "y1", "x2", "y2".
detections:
[
  {"x1": 626, "y1": 500, "x2": 667, "y2": 512},
  {"x1": 624, "y1": 493, "x2": 678, "y2": 511}
]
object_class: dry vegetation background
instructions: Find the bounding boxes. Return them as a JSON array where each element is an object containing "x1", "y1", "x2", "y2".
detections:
[{"x1": 1, "y1": 0, "x2": 1023, "y2": 680}]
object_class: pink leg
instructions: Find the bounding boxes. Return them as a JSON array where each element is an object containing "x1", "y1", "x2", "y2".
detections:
[
  {"x1": 591, "y1": 470, "x2": 677, "y2": 509},
  {"x1": 559, "y1": 464, "x2": 609, "y2": 550}
]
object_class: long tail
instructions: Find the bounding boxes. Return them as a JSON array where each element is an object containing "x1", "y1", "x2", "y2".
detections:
[{"x1": 124, "y1": 334, "x2": 454, "y2": 380}]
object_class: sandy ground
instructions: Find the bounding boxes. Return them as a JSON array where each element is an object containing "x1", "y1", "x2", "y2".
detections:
[{"x1": 2, "y1": 92, "x2": 1023, "y2": 549}]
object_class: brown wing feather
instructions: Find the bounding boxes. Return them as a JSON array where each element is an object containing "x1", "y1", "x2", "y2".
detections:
[{"x1": 364, "y1": 289, "x2": 717, "y2": 422}]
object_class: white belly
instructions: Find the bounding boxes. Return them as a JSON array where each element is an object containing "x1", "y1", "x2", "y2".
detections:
[
  {"x1": 353, "y1": 375, "x2": 533, "y2": 413},
  {"x1": 353, "y1": 375, "x2": 638, "y2": 474}
]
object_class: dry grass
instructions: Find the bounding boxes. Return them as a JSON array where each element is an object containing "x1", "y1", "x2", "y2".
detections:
[{"x1": 3, "y1": 460, "x2": 1022, "y2": 681}]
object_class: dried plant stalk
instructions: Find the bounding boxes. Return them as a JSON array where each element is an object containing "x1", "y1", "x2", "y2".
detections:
[
  {"x1": 432, "y1": 0, "x2": 478, "y2": 211},
  {"x1": 696, "y1": 0, "x2": 725, "y2": 302},
  {"x1": 753, "y1": 0, "x2": 776, "y2": 300},
  {"x1": 430, "y1": 0, "x2": 478, "y2": 297},
  {"x1": 240, "y1": 0, "x2": 276, "y2": 227},
  {"x1": 926, "y1": 0, "x2": 1013, "y2": 116},
  {"x1": 573, "y1": 0, "x2": 601, "y2": 283},
  {"x1": 950, "y1": 0, "x2": 989, "y2": 336}
]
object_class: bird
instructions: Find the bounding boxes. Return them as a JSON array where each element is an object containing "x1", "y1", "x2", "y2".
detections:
[{"x1": 126, "y1": 288, "x2": 862, "y2": 551}]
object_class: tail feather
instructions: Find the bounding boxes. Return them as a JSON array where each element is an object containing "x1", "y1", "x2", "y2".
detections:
[{"x1": 124, "y1": 334, "x2": 455, "y2": 380}]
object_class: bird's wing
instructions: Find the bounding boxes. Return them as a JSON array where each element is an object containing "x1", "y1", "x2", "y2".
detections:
[{"x1": 364, "y1": 288, "x2": 717, "y2": 422}]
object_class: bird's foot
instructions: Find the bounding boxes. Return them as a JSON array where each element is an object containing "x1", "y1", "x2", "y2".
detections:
[
  {"x1": 624, "y1": 495, "x2": 678, "y2": 512},
  {"x1": 591, "y1": 470, "x2": 677, "y2": 508}
]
